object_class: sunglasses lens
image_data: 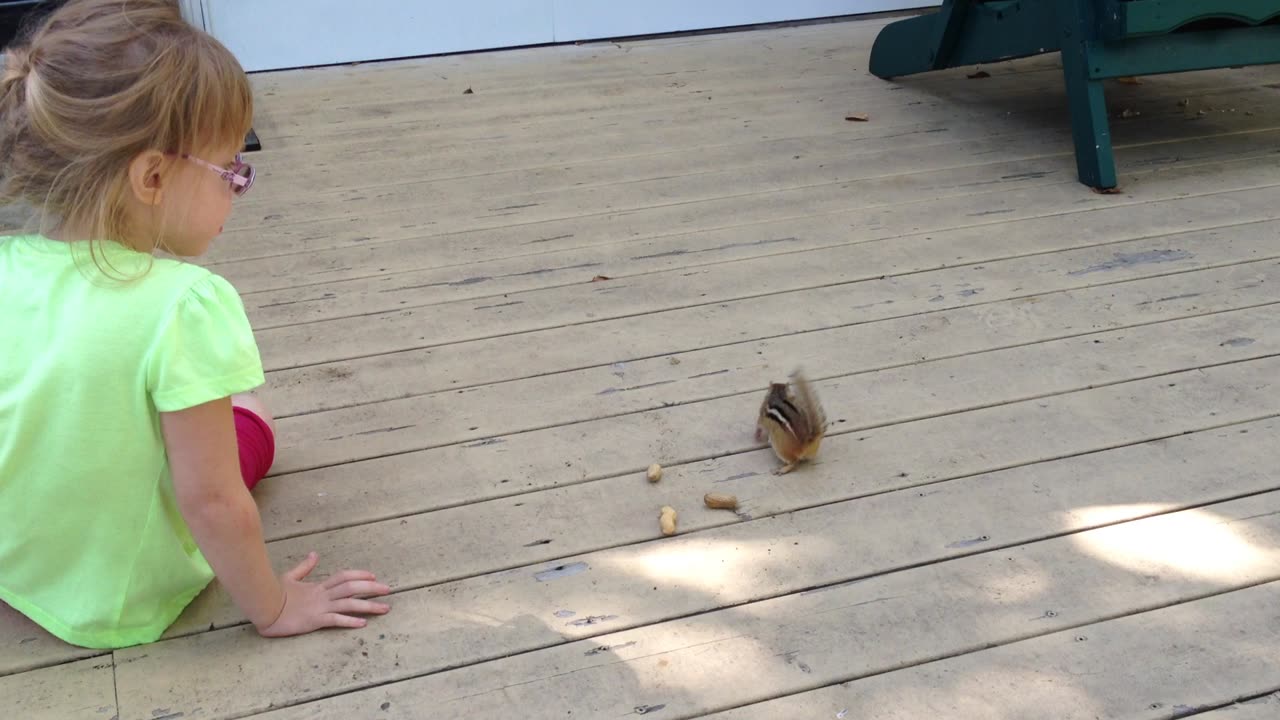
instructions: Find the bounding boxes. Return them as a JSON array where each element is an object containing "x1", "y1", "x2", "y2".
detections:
[{"x1": 232, "y1": 162, "x2": 254, "y2": 196}]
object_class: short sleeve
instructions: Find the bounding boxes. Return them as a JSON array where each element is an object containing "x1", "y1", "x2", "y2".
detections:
[{"x1": 146, "y1": 273, "x2": 266, "y2": 412}]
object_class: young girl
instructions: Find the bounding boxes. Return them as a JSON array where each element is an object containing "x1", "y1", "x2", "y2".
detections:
[{"x1": 0, "y1": 0, "x2": 391, "y2": 650}]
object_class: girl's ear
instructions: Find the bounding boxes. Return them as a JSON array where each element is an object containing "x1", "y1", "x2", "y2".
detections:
[{"x1": 127, "y1": 149, "x2": 169, "y2": 206}]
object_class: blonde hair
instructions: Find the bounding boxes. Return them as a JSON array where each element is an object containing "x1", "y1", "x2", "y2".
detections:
[{"x1": 0, "y1": 0, "x2": 253, "y2": 264}]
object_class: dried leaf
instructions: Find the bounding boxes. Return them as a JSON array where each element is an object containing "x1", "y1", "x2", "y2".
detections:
[
  {"x1": 844, "y1": 113, "x2": 870, "y2": 122},
  {"x1": 590, "y1": 275, "x2": 611, "y2": 282},
  {"x1": 1091, "y1": 186, "x2": 1122, "y2": 195},
  {"x1": 967, "y1": 70, "x2": 991, "y2": 79}
]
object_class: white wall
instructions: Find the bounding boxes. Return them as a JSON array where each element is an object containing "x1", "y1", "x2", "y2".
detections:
[
  {"x1": 553, "y1": 1, "x2": 930, "y2": 40},
  {"x1": 178, "y1": 0, "x2": 204, "y2": 26},
  {"x1": 198, "y1": 1, "x2": 555, "y2": 72},
  {"x1": 194, "y1": 1, "x2": 935, "y2": 72}
]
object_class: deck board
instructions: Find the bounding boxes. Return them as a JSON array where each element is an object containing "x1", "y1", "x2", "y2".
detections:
[
  {"x1": 216, "y1": 143, "x2": 1280, "y2": 300},
  {"x1": 265, "y1": 220, "x2": 1280, "y2": 471},
  {"x1": 251, "y1": 262, "x2": 1280, "y2": 542},
  {"x1": 208, "y1": 115, "x2": 1280, "y2": 267},
  {"x1": 1199, "y1": 693, "x2": 1280, "y2": 718},
  {"x1": 703, "y1": 578, "x2": 1280, "y2": 719},
  {"x1": 235, "y1": 63, "x2": 1273, "y2": 189},
  {"x1": 117, "y1": 398, "x2": 1280, "y2": 717},
  {"x1": 248, "y1": 491, "x2": 1280, "y2": 719},
  {"x1": 143, "y1": 304, "x2": 1280, "y2": 632},
  {"x1": 234, "y1": 119, "x2": 1280, "y2": 328},
  {"x1": 4, "y1": 11, "x2": 1280, "y2": 720},
  {"x1": 0, "y1": 657, "x2": 117, "y2": 720},
  {"x1": 233, "y1": 60, "x2": 1229, "y2": 191},
  {"x1": 250, "y1": 172, "x2": 1280, "y2": 376}
]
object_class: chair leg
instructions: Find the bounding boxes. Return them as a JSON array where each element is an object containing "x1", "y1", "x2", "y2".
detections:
[
  {"x1": 872, "y1": 1, "x2": 1066, "y2": 79},
  {"x1": 928, "y1": 0, "x2": 974, "y2": 71},
  {"x1": 1057, "y1": 0, "x2": 1117, "y2": 189},
  {"x1": 869, "y1": 11, "x2": 947, "y2": 78},
  {"x1": 870, "y1": 1, "x2": 975, "y2": 79}
]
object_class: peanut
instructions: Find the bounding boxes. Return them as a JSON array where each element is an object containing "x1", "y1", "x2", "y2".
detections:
[
  {"x1": 659, "y1": 506, "x2": 677, "y2": 536},
  {"x1": 647, "y1": 463, "x2": 663, "y2": 483},
  {"x1": 703, "y1": 493, "x2": 738, "y2": 510}
]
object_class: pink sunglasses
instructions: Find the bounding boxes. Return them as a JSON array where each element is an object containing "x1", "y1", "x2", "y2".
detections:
[{"x1": 180, "y1": 153, "x2": 255, "y2": 197}]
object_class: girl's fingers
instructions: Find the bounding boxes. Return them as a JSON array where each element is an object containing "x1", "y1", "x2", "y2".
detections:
[
  {"x1": 330, "y1": 598, "x2": 392, "y2": 616},
  {"x1": 322, "y1": 613, "x2": 368, "y2": 629},
  {"x1": 321, "y1": 569, "x2": 378, "y2": 589},
  {"x1": 284, "y1": 552, "x2": 319, "y2": 581},
  {"x1": 326, "y1": 580, "x2": 392, "y2": 599}
]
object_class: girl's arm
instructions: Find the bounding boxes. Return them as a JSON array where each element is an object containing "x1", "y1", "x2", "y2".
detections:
[{"x1": 160, "y1": 396, "x2": 391, "y2": 635}]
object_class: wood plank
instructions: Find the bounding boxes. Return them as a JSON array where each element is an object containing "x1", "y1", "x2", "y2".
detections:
[
  {"x1": 252, "y1": 193, "x2": 1280, "y2": 415},
  {"x1": 211, "y1": 126, "x2": 1280, "y2": 281},
  {"x1": 226, "y1": 145, "x2": 1280, "y2": 306},
  {"x1": 703, "y1": 580, "x2": 1280, "y2": 719},
  {"x1": 188, "y1": 350, "x2": 1280, "y2": 617},
  {"x1": 0, "y1": 602, "x2": 101, "y2": 676},
  {"x1": 111, "y1": 392, "x2": 1280, "y2": 718},
  {"x1": 218, "y1": 120, "x2": 1100, "y2": 262},
  {"x1": 252, "y1": 56, "x2": 1124, "y2": 157},
  {"x1": 1121, "y1": 0, "x2": 1280, "y2": 37},
  {"x1": 255, "y1": 259, "x2": 1280, "y2": 540},
  {"x1": 239, "y1": 163, "x2": 1280, "y2": 332},
  {"x1": 224, "y1": 92, "x2": 1280, "y2": 275},
  {"x1": 239, "y1": 73, "x2": 1276, "y2": 203},
  {"x1": 212, "y1": 96, "x2": 1280, "y2": 265},
  {"x1": 243, "y1": 491, "x2": 1280, "y2": 719},
  {"x1": 253, "y1": 48, "x2": 934, "y2": 143},
  {"x1": 1198, "y1": 693, "x2": 1280, "y2": 718},
  {"x1": 275, "y1": 241, "x2": 1280, "y2": 481},
  {"x1": 251, "y1": 169, "x2": 1280, "y2": 377},
  {"x1": 254, "y1": 74, "x2": 972, "y2": 157},
  {"x1": 261, "y1": 218, "x2": 1280, "y2": 457},
  {"x1": 248, "y1": 60, "x2": 1277, "y2": 182},
  {"x1": 0, "y1": 658, "x2": 117, "y2": 720},
  {"x1": 236, "y1": 95, "x2": 1089, "y2": 236},
  {"x1": 162, "y1": 311, "x2": 1280, "y2": 640},
  {"x1": 248, "y1": 17, "x2": 1065, "y2": 130},
  {"x1": 223, "y1": 141, "x2": 1280, "y2": 305},
  {"x1": 251, "y1": 56, "x2": 1272, "y2": 151},
  {"x1": 202, "y1": 316, "x2": 1280, "y2": 614},
  {"x1": 245, "y1": 17, "x2": 902, "y2": 104}
]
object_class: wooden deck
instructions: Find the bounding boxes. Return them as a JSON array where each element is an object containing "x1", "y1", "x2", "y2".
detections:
[{"x1": 7, "y1": 12, "x2": 1280, "y2": 719}]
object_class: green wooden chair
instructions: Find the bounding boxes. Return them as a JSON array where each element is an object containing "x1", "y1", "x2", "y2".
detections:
[{"x1": 868, "y1": 1, "x2": 1280, "y2": 189}]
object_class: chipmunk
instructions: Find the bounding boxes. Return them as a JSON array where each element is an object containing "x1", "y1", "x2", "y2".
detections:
[{"x1": 754, "y1": 368, "x2": 828, "y2": 475}]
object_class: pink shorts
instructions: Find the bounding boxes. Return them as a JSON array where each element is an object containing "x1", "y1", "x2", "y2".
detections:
[{"x1": 234, "y1": 406, "x2": 276, "y2": 491}]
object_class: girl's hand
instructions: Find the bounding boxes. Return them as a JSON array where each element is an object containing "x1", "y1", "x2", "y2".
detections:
[{"x1": 256, "y1": 552, "x2": 392, "y2": 637}]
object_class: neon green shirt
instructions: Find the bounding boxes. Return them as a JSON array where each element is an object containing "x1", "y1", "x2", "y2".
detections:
[{"x1": 0, "y1": 234, "x2": 265, "y2": 649}]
